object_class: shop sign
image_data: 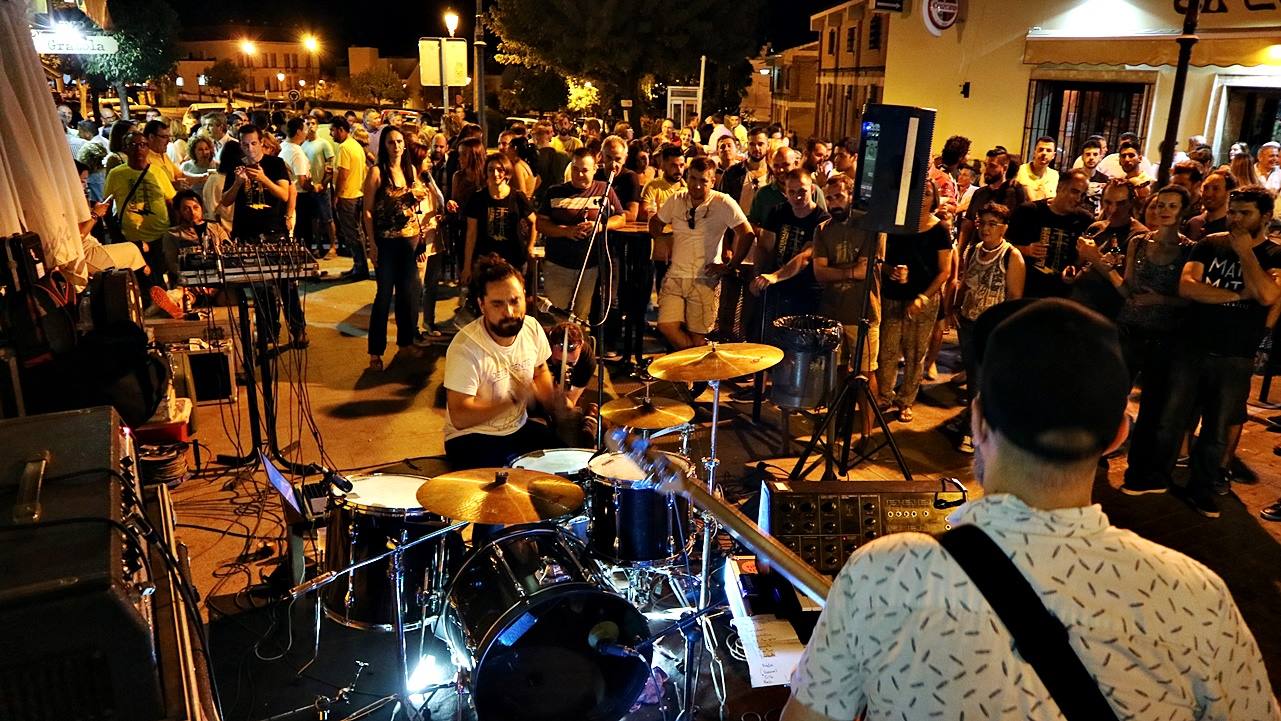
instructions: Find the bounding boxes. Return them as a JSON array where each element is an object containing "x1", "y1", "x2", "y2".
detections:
[
  {"x1": 32, "y1": 30, "x2": 118, "y2": 55},
  {"x1": 922, "y1": 0, "x2": 960, "y2": 36},
  {"x1": 1174, "y1": 0, "x2": 1278, "y2": 14},
  {"x1": 874, "y1": 0, "x2": 905, "y2": 10}
]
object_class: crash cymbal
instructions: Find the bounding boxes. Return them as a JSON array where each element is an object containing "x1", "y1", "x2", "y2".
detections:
[
  {"x1": 601, "y1": 396, "x2": 696, "y2": 430},
  {"x1": 415, "y1": 468, "x2": 585, "y2": 525},
  {"x1": 647, "y1": 342, "x2": 785, "y2": 383}
]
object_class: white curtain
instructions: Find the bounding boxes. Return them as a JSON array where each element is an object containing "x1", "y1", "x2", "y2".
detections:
[{"x1": 0, "y1": 0, "x2": 87, "y2": 271}]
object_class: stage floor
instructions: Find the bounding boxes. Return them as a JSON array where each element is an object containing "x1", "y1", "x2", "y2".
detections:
[{"x1": 170, "y1": 256, "x2": 1281, "y2": 718}]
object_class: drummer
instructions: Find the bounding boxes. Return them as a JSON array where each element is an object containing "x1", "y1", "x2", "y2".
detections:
[
  {"x1": 443, "y1": 253, "x2": 567, "y2": 469},
  {"x1": 530, "y1": 321, "x2": 600, "y2": 445}
]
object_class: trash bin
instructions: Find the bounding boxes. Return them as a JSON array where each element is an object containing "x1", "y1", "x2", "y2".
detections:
[{"x1": 769, "y1": 315, "x2": 842, "y2": 410}]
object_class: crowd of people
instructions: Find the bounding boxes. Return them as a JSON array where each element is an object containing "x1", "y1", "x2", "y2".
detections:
[
  {"x1": 51, "y1": 96, "x2": 1281, "y2": 718},
  {"x1": 57, "y1": 99, "x2": 1281, "y2": 523}
]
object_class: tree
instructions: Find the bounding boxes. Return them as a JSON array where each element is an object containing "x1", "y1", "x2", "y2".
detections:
[
  {"x1": 202, "y1": 59, "x2": 245, "y2": 105},
  {"x1": 489, "y1": 0, "x2": 762, "y2": 116},
  {"x1": 348, "y1": 67, "x2": 408, "y2": 108},
  {"x1": 81, "y1": 0, "x2": 180, "y2": 119},
  {"x1": 497, "y1": 64, "x2": 567, "y2": 115}
]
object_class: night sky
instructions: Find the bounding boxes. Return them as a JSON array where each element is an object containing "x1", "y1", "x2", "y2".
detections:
[{"x1": 167, "y1": 0, "x2": 824, "y2": 59}]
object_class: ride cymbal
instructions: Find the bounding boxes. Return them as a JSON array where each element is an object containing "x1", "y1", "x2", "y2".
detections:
[{"x1": 647, "y1": 342, "x2": 784, "y2": 383}]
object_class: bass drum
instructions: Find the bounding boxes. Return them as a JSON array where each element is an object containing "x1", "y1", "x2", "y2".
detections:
[
  {"x1": 322, "y1": 473, "x2": 461, "y2": 631},
  {"x1": 441, "y1": 524, "x2": 651, "y2": 721}
]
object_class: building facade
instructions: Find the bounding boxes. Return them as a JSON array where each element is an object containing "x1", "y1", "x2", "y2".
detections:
[
  {"x1": 762, "y1": 41, "x2": 820, "y2": 139},
  {"x1": 876, "y1": 0, "x2": 1281, "y2": 168},
  {"x1": 811, "y1": 1, "x2": 890, "y2": 143},
  {"x1": 176, "y1": 26, "x2": 323, "y2": 99}
]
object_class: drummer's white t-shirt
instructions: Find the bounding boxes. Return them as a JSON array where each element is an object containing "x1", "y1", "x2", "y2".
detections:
[{"x1": 443, "y1": 315, "x2": 551, "y2": 441}]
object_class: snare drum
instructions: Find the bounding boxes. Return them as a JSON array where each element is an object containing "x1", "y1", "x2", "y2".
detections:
[
  {"x1": 587, "y1": 451, "x2": 693, "y2": 565},
  {"x1": 322, "y1": 474, "x2": 460, "y2": 631},
  {"x1": 441, "y1": 524, "x2": 651, "y2": 721},
  {"x1": 510, "y1": 448, "x2": 595, "y2": 483},
  {"x1": 512, "y1": 448, "x2": 595, "y2": 542}
]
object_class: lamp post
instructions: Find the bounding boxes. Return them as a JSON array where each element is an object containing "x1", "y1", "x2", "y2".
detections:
[
  {"x1": 239, "y1": 39, "x2": 257, "y2": 99},
  {"x1": 302, "y1": 34, "x2": 320, "y2": 91},
  {"x1": 441, "y1": 10, "x2": 460, "y2": 119},
  {"x1": 473, "y1": 0, "x2": 486, "y2": 142}
]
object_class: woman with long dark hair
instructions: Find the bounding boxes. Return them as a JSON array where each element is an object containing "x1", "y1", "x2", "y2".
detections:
[
  {"x1": 362, "y1": 126, "x2": 431, "y2": 370},
  {"x1": 1079, "y1": 185, "x2": 1194, "y2": 495},
  {"x1": 462, "y1": 152, "x2": 536, "y2": 285}
]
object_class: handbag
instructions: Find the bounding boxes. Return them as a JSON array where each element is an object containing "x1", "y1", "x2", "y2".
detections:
[
  {"x1": 937, "y1": 525, "x2": 1121, "y2": 721},
  {"x1": 103, "y1": 163, "x2": 152, "y2": 244}
]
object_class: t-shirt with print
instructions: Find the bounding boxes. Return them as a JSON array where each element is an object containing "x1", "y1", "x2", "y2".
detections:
[
  {"x1": 104, "y1": 163, "x2": 176, "y2": 243},
  {"x1": 539, "y1": 181, "x2": 622, "y2": 269},
  {"x1": 747, "y1": 182, "x2": 828, "y2": 227},
  {"x1": 223, "y1": 154, "x2": 290, "y2": 240},
  {"x1": 1186, "y1": 236, "x2": 1281, "y2": 358},
  {"x1": 442, "y1": 316, "x2": 551, "y2": 441},
  {"x1": 881, "y1": 221, "x2": 952, "y2": 301},
  {"x1": 788, "y1": 494, "x2": 1279, "y2": 721},
  {"x1": 596, "y1": 167, "x2": 641, "y2": 210},
  {"x1": 465, "y1": 189, "x2": 535, "y2": 268},
  {"x1": 762, "y1": 202, "x2": 831, "y2": 298},
  {"x1": 656, "y1": 190, "x2": 750, "y2": 279},
  {"x1": 1006, "y1": 199, "x2": 1093, "y2": 297},
  {"x1": 813, "y1": 212, "x2": 882, "y2": 326}
]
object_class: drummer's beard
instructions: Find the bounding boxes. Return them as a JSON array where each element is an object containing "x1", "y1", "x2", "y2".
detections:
[{"x1": 487, "y1": 315, "x2": 524, "y2": 338}]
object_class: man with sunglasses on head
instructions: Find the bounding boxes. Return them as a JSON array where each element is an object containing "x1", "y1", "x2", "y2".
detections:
[{"x1": 652, "y1": 156, "x2": 755, "y2": 350}]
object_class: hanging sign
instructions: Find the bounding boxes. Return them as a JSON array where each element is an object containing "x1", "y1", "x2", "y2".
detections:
[
  {"x1": 922, "y1": 0, "x2": 960, "y2": 36},
  {"x1": 32, "y1": 30, "x2": 119, "y2": 55}
]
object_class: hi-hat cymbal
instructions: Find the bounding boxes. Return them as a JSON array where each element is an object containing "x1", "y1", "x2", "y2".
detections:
[
  {"x1": 601, "y1": 396, "x2": 696, "y2": 430},
  {"x1": 415, "y1": 468, "x2": 585, "y2": 525},
  {"x1": 647, "y1": 342, "x2": 785, "y2": 383}
]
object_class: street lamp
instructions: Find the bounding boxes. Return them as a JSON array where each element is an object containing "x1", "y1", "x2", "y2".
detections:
[
  {"x1": 239, "y1": 39, "x2": 257, "y2": 55},
  {"x1": 444, "y1": 10, "x2": 459, "y2": 37},
  {"x1": 198, "y1": 74, "x2": 206, "y2": 102},
  {"x1": 302, "y1": 34, "x2": 319, "y2": 53}
]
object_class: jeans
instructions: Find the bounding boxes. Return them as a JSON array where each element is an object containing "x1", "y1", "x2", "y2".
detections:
[
  {"x1": 421, "y1": 252, "x2": 444, "y2": 330},
  {"x1": 1119, "y1": 324, "x2": 1176, "y2": 485},
  {"x1": 876, "y1": 295, "x2": 939, "y2": 409},
  {"x1": 1146, "y1": 345, "x2": 1253, "y2": 496},
  {"x1": 368, "y1": 239, "x2": 419, "y2": 355},
  {"x1": 251, "y1": 282, "x2": 305, "y2": 339},
  {"x1": 336, "y1": 197, "x2": 367, "y2": 276},
  {"x1": 444, "y1": 420, "x2": 560, "y2": 470}
]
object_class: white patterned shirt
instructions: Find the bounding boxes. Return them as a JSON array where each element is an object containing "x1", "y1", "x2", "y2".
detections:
[{"x1": 789, "y1": 494, "x2": 1279, "y2": 721}]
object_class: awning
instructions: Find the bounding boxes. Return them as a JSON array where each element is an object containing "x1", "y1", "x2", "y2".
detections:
[{"x1": 1025, "y1": 29, "x2": 1281, "y2": 68}]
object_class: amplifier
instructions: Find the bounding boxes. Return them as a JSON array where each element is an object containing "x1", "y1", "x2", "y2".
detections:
[
  {"x1": 0, "y1": 407, "x2": 168, "y2": 720},
  {"x1": 758, "y1": 479, "x2": 967, "y2": 575}
]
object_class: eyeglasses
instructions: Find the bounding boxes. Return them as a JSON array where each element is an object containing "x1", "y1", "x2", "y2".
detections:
[
  {"x1": 552, "y1": 342, "x2": 580, "y2": 353},
  {"x1": 975, "y1": 220, "x2": 1005, "y2": 228},
  {"x1": 686, "y1": 205, "x2": 709, "y2": 229}
]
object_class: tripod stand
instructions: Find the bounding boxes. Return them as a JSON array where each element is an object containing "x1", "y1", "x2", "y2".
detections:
[{"x1": 790, "y1": 236, "x2": 912, "y2": 481}]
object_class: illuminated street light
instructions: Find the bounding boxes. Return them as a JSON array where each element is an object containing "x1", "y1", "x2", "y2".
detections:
[
  {"x1": 240, "y1": 39, "x2": 257, "y2": 55},
  {"x1": 299, "y1": 79, "x2": 307, "y2": 87},
  {"x1": 277, "y1": 72, "x2": 286, "y2": 82},
  {"x1": 444, "y1": 10, "x2": 460, "y2": 37},
  {"x1": 302, "y1": 34, "x2": 319, "y2": 53},
  {"x1": 175, "y1": 76, "x2": 184, "y2": 87},
  {"x1": 198, "y1": 75, "x2": 207, "y2": 86}
]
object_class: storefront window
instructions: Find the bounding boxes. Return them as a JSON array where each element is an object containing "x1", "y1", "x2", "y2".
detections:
[{"x1": 1023, "y1": 80, "x2": 1152, "y2": 169}]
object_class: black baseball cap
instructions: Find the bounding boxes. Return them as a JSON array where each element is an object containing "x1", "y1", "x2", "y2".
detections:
[{"x1": 977, "y1": 299, "x2": 1128, "y2": 461}]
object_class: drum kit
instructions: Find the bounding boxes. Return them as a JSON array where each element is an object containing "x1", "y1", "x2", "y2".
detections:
[{"x1": 284, "y1": 343, "x2": 785, "y2": 721}]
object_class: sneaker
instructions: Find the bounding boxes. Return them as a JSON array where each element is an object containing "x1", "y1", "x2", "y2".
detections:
[
  {"x1": 149, "y1": 286, "x2": 184, "y2": 319},
  {"x1": 1261, "y1": 498, "x2": 1281, "y2": 522},
  {"x1": 1174, "y1": 455, "x2": 1190, "y2": 468},
  {"x1": 957, "y1": 435, "x2": 974, "y2": 454},
  {"x1": 1119, "y1": 478, "x2": 1167, "y2": 496},
  {"x1": 1178, "y1": 488, "x2": 1221, "y2": 519}
]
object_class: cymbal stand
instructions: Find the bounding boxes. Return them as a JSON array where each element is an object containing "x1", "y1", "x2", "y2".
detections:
[
  {"x1": 682, "y1": 378, "x2": 724, "y2": 721},
  {"x1": 288, "y1": 521, "x2": 469, "y2": 721}
]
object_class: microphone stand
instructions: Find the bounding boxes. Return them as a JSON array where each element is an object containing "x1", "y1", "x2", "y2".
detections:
[{"x1": 563, "y1": 168, "x2": 618, "y2": 450}]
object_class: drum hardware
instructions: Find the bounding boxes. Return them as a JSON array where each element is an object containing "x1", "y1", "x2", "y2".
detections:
[
  {"x1": 251, "y1": 660, "x2": 369, "y2": 721},
  {"x1": 288, "y1": 520, "x2": 469, "y2": 721},
  {"x1": 601, "y1": 395, "x2": 696, "y2": 430},
  {"x1": 789, "y1": 253, "x2": 913, "y2": 480}
]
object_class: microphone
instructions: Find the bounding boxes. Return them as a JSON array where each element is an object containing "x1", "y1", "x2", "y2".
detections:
[
  {"x1": 324, "y1": 470, "x2": 354, "y2": 493},
  {"x1": 588, "y1": 620, "x2": 643, "y2": 659}
]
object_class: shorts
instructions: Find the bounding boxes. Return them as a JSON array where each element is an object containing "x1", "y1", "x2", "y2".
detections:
[
  {"x1": 308, "y1": 188, "x2": 334, "y2": 223},
  {"x1": 658, "y1": 275, "x2": 720, "y2": 335},
  {"x1": 841, "y1": 322, "x2": 880, "y2": 373}
]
